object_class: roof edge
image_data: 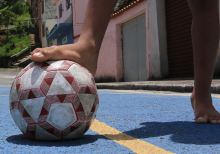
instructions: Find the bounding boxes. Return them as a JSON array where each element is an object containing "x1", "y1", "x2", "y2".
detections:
[{"x1": 111, "y1": 0, "x2": 145, "y2": 18}]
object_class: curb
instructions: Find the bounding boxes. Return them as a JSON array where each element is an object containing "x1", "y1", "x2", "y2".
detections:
[{"x1": 96, "y1": 84, "x2": 220, "y2": 94}]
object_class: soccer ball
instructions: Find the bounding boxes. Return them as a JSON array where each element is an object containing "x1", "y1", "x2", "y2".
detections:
[{"x1": 9, "y1": 60, "x2": 99, "y2": 141}]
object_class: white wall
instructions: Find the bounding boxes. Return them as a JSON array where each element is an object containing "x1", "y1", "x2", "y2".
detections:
[{"x1": 147, "y1": 0, "x2": 168, "y2": 79}]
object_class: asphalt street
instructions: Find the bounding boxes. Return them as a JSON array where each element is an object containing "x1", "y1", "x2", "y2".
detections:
[{"x1": 1, "y1": 69, "x2": 220, "y2": 153}]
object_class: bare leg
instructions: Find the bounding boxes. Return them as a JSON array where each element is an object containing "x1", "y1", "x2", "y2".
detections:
[
  {"x1": 188, "y1": 0, "x2": 220, "y2": 123},
  {"x1": 31, "y1": 0, "x2": 118, "y2": 76}
]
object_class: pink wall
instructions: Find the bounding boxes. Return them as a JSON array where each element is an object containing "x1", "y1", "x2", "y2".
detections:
[
  {"x1": 95, "y1": 1, "x2": 149, "y2": 81},
  {"x1": 51, "y1": 0, "x2": 88, "y2": 40},
  {"x1": 51, "y1": 0, "x2": 72, "y2": 24},
  {"x1": 72, "y1": 0, "x2": 89, "y2": 36}
]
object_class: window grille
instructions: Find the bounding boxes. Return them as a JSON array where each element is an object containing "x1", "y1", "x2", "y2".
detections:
[{"x1": 66, "y1": 0, "x2": 70, "y2": 10}]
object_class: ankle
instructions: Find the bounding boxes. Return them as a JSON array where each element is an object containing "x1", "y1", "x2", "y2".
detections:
[
  {"x1": 77, "y1": 39, "x2": 99, "y2": 54},
  {"x1": 191, "y1": 93, "x2": 212, "y2": 105}
]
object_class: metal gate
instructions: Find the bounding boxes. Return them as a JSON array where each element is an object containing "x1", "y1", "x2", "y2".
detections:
[
  {"x1": 165, "y1": 0, "x2": 194, "y2": 78},
  {"x1": 122, "y1": 13, "x2": 147, "y2": 82}
]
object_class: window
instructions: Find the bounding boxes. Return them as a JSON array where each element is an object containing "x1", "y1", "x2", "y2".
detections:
[
  {"x1": 59, "y1": 3, "x2": 63, "y2": 18},
  {"x1": 42, "y1": 0, "x2": 44, "y2": 14},
  {"x1": 42, "y1": 23, "x2": 45, "y2": 37},
  {"x1": 66, "y1": 0, "x2": 70, "y2": 10}
]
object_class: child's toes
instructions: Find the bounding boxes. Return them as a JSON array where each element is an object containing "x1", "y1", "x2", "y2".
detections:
[
  {"x1": 195, "y1": 117, "x2": 208, "y2": 123},
  {"x1": 210, "y1": 119, "x2": 218, "y2": 124}
]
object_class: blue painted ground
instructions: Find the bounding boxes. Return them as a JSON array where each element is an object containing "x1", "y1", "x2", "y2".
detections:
[
  {"x1": 0, "y1": 87, "x2": 134, "y2": 154},
  {"x1": 97, "y1": 91, "x2": 220, "y2": 154},
  {"x1": 1, "y1": 87, "x2": 220, "y2": 154}
]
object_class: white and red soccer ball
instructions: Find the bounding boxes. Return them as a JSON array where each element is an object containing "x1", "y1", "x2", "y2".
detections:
[{"x1": 9, "y1": 60, "x2": 99, "y2": 141}]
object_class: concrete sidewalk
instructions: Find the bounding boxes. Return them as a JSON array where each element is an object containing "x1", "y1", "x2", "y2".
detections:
[
  {"x1": 96, "y1": 79, "x2": 220, "y2": 94},
  {"x1": 2, "y1": 69, "x2": 220, "y2": 94}
]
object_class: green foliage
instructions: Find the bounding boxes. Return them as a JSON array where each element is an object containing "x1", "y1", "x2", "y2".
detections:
[
  {"x1": 0, "y1": 1, "x2": 30, "y2": 27},
  {"x1": 0, "y1": 9, "x2": 17, "y2": 26},
  {"x1": 0, "y1": 0, "x2": 8, "y2": 10},
  {"x1": 114, "y1": 0, "x2": 136, "y2": 12},
  {"x1": 0, "y1": 1, "x2": 32, "y2": 56},
  {"x1": 0, "y1": 33, "x2": 31, "y2": 56},
  {"x1": 114, "y1": 0, "x2": 126, "y2": 12},
  {"x1": 9, "y1": 28, "x2": 17, "y2": 34},
  {"x1": 0, "y1": 0, "x2": 21, "y2": 10},
  {"x1": 10, "y1": 1, "x2": 29, "y2": 15}
]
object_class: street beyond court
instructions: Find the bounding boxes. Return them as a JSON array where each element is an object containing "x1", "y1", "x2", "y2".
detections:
[{"x1": 1, "y1": 87, "x2": 220, "y2": 154}]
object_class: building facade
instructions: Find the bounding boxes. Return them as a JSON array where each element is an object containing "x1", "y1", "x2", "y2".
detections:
[
  {"x1": 95, "y1": 0, "x2": 220, "y2": 81},
  {"x1": 48, "y1": 0, "x2": 220, "y2": 81},
  {"x1": 35, "y1": 0, "x2": 57, "y2": 47},
  {"x1": 47, "y1": 0, "x2": 80, "y2": 46},
  {"x1": 95, "y1": 0, "x2": 168, "y2": 81}
]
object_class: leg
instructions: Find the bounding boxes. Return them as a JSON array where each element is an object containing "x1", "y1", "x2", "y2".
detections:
[
  {"x1": 188, "y1": 0, "x2": 220, "y2": 123},
  {"x1": 31, "y1": 0, "x2": 118, "y2": 76}
]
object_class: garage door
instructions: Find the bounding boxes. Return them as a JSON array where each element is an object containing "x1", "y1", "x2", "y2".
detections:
[
  {"x1": 165, "y1": 0, "x2": 194, "y2": 78},
  {"x1": 122, "y1": 13, "x2": 147, "y2": 82}
]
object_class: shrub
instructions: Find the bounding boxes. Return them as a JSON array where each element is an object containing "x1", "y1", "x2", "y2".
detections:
[
  {"x1": 10, "y1": 1, "x2": 29, "y2": 15},
  {"x1": 9, "y1": 28, "x2": 17, "y2": 34},
  {"x1": 0, "y1": 33, "x2": 31, "y2": 56}
]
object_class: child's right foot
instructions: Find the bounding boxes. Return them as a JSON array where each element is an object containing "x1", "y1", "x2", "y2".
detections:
[
  {"x1": 30, "y1": 42, "x2": 98, "y2": 76},
  {"x1": 191, "y1": 92, "x2": 220, "y2": 124}
]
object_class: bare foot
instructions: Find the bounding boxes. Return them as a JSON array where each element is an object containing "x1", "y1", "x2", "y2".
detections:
[
  {"x1": 191, "y1": 92, "x2": 220, "y2": 124},
  {"x1": 30, "y1": 42, "x2": 98, "y2": 76}
]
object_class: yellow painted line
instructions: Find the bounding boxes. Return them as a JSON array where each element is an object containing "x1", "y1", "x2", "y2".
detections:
[{"x1": 90, "y1": 119, "x2": 174, "y2": 154}]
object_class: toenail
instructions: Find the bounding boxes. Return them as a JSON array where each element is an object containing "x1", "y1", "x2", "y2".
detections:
[
  {"x1": 211, "y1": 120, "x2": 217, "y2": 124},
  {"x1": 34, "y1": 52, "x2": 42, "y2": 56}
]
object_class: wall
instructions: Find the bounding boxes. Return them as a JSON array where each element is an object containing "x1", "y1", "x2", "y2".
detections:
[
  {"x1": 72, "y1": 0, "x2": 89, "y2": 36},
  {"x1": 49, "y1": 0, "x2": 74, "y2": 46},
  {"x1": 41, "y1": 0, "x2": 57, "y2": 47},
  {"x1": 147, "y1": 0, "x2": 168, "y2": 79},
  {"x1": 51, "y1": 39, "x2": 58, "y2": 46},
  {"x1": 54, "y1": 0, "x2": 72, "y2": 24},
  {"x1": 51, "y1": 0, "x2": 88, "y2": 37},
  {"x1": 95, "y1": 0, "x2": 149, "y2": 81},
  {"x1": 73, "y1": 36, "x2": 79, "y2": 43},
  {"x1": 42, "y1": 19, "x2": 57, "y2": 47}
]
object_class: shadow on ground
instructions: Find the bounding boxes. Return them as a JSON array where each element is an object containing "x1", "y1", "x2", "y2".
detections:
[
  {"x1": 7, "y1": 121, "x2": 220, "y2": 146},
  {"x1": 103, "y1": 121, "x2": 220, "y2": 145},
  {"x1": 6, "y1": 134, "x2": 103, "y2": 146}
]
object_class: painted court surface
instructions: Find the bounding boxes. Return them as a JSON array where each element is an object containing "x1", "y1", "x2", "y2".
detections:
[{"x1": 1, "y1": 87, "x2": 220, "y2": 154}]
